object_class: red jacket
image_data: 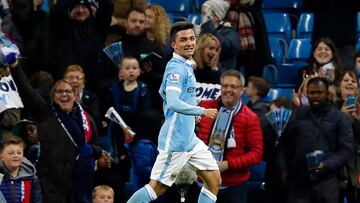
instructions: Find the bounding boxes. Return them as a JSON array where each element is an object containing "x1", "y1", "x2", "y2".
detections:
[{"x1": 197, "y1": 99, "x2": 263, "y2": 186}]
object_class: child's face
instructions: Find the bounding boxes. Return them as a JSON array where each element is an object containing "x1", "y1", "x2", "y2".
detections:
[
  {"x1": 1, "y1": 144, "x2": 24, "y2": 171},
  {"x1": 93, "y1": 190, "x2": 114, "y2": 203},
  {"x1": 120, "y1": 59, "x2": 140, "y2": 82},
  {"x1": 25, "y1": 124, "x2": 39, "y2": 144},
  {"x1": 356, "y1": 57, "x2": 360, "y2": 70}
]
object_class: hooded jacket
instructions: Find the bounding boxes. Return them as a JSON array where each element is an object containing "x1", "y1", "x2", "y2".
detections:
[{"x1": 0, "y1": 158, "x2": 42, "y2": 203}]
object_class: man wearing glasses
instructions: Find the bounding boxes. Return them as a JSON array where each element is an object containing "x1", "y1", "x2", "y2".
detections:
[{"x1": 195, "y1": 69, "x2": 263, "y2": 203}]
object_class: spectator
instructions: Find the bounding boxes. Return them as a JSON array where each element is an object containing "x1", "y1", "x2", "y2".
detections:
[
  {"x1": 107, "y1": 0, "x2": 147, "y2": 43},
  {"x1": 28, "y1": 70, "x2": 54, "y2": 104},
  {"x1": 111, "y1": 7, "x2": 165, "y2": 112},
  {"x1": 11, "y1": 0, "x2": 54, "y2": 76},
  {"x1": 9, "y1": 58, "x2": 104, "y2": 202},
  {"x1": 304, "y1": 0, "x2": 360, "y2": 70},
  {"x1": 144, "y1": 5, "x2": 171, "y2": 50},
  {"x1": 193, "y1": 33, "x2": 221, "y2": 84},
  {"x1": 278, "y1": 77, "x2": 354, "y2": 203},
  {"x1": 52, "y1": 0, "x2": 113, "y2": 93},
  {"x1": 0, "y1": 135, "x2": 42, "y2": 203},
  {"x1": 263, "y1": 97, "x2": 294, "y2": 203},
  {"x1": 102, "y1": 56, "x2": 151, "y2": 181},
  {"x1": 12, "y1": 119, "x2": 41, "y2": 166},
  {"x1": 244, "y1": 76, "x2": 271, "y2": 128},
  {"x1": 298, "y1": 37, "x2": 345, "y2": 87},
  {"x1": 226, "y1": 0, "x2": 273, "y2": 79},
  {"x1": 64, "y1": 64, "x2": 101, "y2": 129},
  {"x1": 92, "y1": 185, "x2": 115, "y2": 203},
  {"x1": 200, "y1": 0, "x2": 240, "y2": 71},
  {"x1": 194, "y1": 69, "x2": 263, "y2": 203},
  {"x1": 293, "y1": 76, "x2": 315, "y2": 107},
  {"x1": 334, "y1": 70, "x2": 360, "y2": 203},
  {"x1": 129, "y1": 110, "x2": 162, "y2": 191},
  {"x1": 94, "y1": 152, "x2": 127, "y2": 203}
]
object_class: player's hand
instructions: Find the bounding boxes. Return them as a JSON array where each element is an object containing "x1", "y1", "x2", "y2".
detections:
[{"x1": 203, "y1": 108, "x2": 218, "y2": 119}]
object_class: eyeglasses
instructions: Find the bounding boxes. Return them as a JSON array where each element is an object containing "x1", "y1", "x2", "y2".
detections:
[
  {"x1": 65, "y1": 75, "x2": 84, "y2": 81},
  {"x1": 221, "y1": 84, "x2": 243, "y2": 89},
  {"x1": 54, "y1": 89, "x2": 74, "y2": 94}
]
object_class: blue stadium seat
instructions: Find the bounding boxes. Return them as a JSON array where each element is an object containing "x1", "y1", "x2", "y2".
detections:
[
  {"x1": 263, "y1": 12, "x2": 292, "y2": 43},
  {"x1": 187, "y1": 13, "x2": 201, "y2": 25},
  {"x1": 287, "y1": 38, "x2": 311, "y2": 67},
  {"x1": 268, "y1": 37, "x2": 287, "y2": 67},
  {"x1": 276, "y1": 63, "x2": 302, "y2": 88},
  {"x1": 267, "y1": 87, "x2": 294, "y2": 101},
  {"x1": 357, "y1": 38, "x2": 360, "y2": 50},
  {"x1": 263, "y1": 64, "x2": 278, "y2": 87},
  {"x1": 296, "y1": 13, "x2": 313, "y2": 39},
  {"x1": 149, "y1": 0, "x2": 191, "y2": 18}
]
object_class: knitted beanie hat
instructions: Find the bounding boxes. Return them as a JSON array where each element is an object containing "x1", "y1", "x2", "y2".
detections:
[{"x1": 202, "y1": 0, "x2": 230, "y2": 21}]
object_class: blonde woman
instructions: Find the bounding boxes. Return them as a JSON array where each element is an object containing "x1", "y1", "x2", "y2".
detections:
[
  {"x1": 193, "y1": 33, "x2": 221, "y2": 84},
  {"x1": 144, "y1": 5, "x2": 171, "y2": 49}
]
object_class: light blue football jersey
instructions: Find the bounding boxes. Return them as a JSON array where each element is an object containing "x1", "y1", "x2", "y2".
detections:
[{"x1": 158, "y1": 53, "x2": 205, "y2": 152}]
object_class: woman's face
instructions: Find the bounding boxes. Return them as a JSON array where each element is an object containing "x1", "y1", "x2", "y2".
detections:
[
  {"x1": 52, "y1": 82, "x2": 75, "y2": 112},
  {"x1": 313, "y1": 42, "x2": 333, "y2": 65},
  {"x1": 145, "y1": 9, "x2": 156, "y2": 30},
  {"x1": 201, "y1": 39, "x2": 220, "y2": 65},
  {"x1": 339, "y1": 73, "x2": 358, "y2": 99}
]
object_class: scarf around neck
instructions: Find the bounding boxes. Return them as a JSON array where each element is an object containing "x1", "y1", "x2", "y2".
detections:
[{"x1": 52, "y1": 102, "x2": 92, "y2": 148}]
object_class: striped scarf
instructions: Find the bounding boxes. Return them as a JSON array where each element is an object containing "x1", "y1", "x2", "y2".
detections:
[{"x1": 227, "y1": 1, "x2": 256, "y2": 51}]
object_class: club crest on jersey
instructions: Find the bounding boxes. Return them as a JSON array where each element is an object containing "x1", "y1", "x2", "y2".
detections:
[
  {"x1": 169, "y1": 74, "x2": 180, "y2": 82},
  {"x1": 170, "y1": 171, "x2": 177, "y2": 180}
]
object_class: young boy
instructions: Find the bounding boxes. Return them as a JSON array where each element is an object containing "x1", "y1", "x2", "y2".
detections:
[
  {"x1": 92, "y1": 185, "x2": 114, "y2": 203},
  {"x1": 0, "y1": 135, "x2": 42, "y2": 202},
  {"x1": 108, "y1": 56, "x2": 151, "y2": 143}
]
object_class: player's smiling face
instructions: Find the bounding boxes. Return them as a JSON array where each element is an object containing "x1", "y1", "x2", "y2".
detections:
[{"x1": 172, "y1": 29, "x2": 196, "y2": 59}]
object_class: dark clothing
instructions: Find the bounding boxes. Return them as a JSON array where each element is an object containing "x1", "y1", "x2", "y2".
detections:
[
  {"x1": 278, "y1": 101, "x2": 354, "y2": 188},
  {"x1": 194, "y1": 65, "x2": 221, "y2": 84},
  {"x1": 247, "y1": 98, "x2": 269, "y2": 129},
  {"x1": 81, "y1": 89, "x2": 101, "y2": 129},
  {"x1": 201, "y1": 21, "x2": 241, "y2": 71},
  {"x1": 11, "y1": 64, "x2": 102, "y2": 203},
  {"x1": 94, "y1": 163, "x2": 127, "y2": 203},
  {"x1": 227, "y1": 0, "x2": 273, "y2": 78},
  {"x1": 11, "y1": 0, "x2": 53, "y2": 75},
  {"x1": 287, "y1": 176, "x2": 339, "y2": 203},
  {"x1": 119, "y1": 33, "x2": 165, "y2": 112},
  {"x1": 52, "y1": 0, "x2": 113, "y2": 92}
]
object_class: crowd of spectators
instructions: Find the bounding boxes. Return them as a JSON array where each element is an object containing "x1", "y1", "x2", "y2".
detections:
[{"x1": 0, "y1": 0, "x2": 357, "y2": 202}]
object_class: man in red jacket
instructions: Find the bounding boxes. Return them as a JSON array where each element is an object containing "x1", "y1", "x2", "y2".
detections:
[{"x1": 196, "y1": 69, "x2": 263, "y2": 203}]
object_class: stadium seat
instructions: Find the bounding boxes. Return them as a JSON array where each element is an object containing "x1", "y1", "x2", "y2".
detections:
[
  {"x1": 357, "y1": 38, "x2": 360, "y2": 50},
  {"x1": 268, "y1": 37, "x2": 287, "y2": 67},
  {"x1": 149, "y1": 0, "x2": 191, "y2": 19},
  {"x1": 287, "y1": 38, "x2": 311, "y2": 67},
  {"x1": 263, "y1": 64, "x2": 278, "y2": 87},
  {"x1": 263, "y1": 12, "x2": 292, "y2": 43},
  {"x1": 296, "y1": 13, "x2": 313, "y2": 39},
  {"x1": 266, "y1": 87, "x2": 294, "y2": 101},
  {"x1": 187, "y1": 13, "x2": 201, "y2": 25},
  {"x1": 276, "y1": 63, "x2": 302, "y2": 88}
]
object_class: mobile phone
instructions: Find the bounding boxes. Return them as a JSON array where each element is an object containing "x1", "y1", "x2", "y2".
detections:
[
  {"x1": 346, "y1": 96, "x2": 356, "y2": 106},
  {"x1": 322, "y1": 62, "x2": 334, "y2": 77}
]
